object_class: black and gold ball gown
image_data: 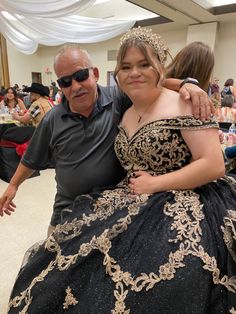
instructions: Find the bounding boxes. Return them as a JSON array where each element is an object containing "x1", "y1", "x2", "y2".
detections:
[{"x1": 8, "y1": 116, "x2": 236, "y2": 314}]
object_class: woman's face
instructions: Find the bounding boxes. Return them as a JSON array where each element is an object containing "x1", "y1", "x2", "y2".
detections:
[
  {"x1": 116, "y1": 46, "x2": 160, "y2": 102},
  {"x1": 6, "y1": 89, "x2": 15, "y2": 100}
]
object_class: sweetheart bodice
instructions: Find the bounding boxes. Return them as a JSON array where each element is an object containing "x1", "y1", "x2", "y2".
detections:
[{"x1": 114, "y1": 116, "x2": 218, "y2": 178}]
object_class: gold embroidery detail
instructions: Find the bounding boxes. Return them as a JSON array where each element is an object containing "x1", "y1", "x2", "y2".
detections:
[
  {"x1": 8, "y1": 260, "x2": 56, "y2": 312},
  {"x1": 8, "y1": 114, "x2": 236, "y2": 312},
  {"x1": 115, "y1": 116, "x2": 218, "y2": 179},
  {"x1": 63, "y1": 286, "x2": 78, "y2": 310},
  {"x1": 112, "y1": 282, "x2": 130, "y2": 314},
  {"x1": 222, "y1": 209, "x2": 236, "y2": 263}
]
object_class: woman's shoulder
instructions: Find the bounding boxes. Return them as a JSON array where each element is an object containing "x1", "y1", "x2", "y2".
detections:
[{"x1": 161, "y1": 88, "x2": 192, "y2": 117}]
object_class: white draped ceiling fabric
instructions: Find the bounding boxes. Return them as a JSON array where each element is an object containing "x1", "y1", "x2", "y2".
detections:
[{"x1": 0, "y1": 0, "x2": 136, "y2": 54}]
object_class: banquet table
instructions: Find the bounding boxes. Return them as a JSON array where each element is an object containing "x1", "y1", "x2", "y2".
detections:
[
  {"x1": 0, "y1": 117, "x2": 38, "y2": 182},
  {"x1": 0, "y1": 115, "x2": 21, "y2": 137}
]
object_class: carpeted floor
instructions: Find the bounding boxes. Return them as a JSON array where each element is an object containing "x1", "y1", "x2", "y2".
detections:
[{"x1": 0, "y1": 169, "x2": 56, "y2": 314}]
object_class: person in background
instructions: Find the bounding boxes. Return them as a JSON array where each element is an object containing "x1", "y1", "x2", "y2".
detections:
[
  {"x1": 55, "y1": 89, "x2": 63, "y2": 104},
  {"x1": 44, "y1": 85, "x2": 55, "y2": 107},
  {"x1": 165, "y1": 41, "x2": 214, "y2": 93},
  {"x1": 221, "y1": 78, "x2": 236, "y2": 100},
  {"x1": 216, "y1": 94, "x2": 236, "y2": 122},
  {"x1": 0, "y1": 85, "x2": 6, "y2": 96},
  {"x1": 13, "y1": 83, "x2": 20, "y2": 92},
  {"x1": 209, "y1": 78, "x2": 221, "y2": 108},
  {"x1": 165, "y1": 42, "x2": 223, "y2": 113},
  {"x1": 0, "y1": 41, "x2": 213, "y2": 237},
  {"x1": 22, "y1": 94, "x2": 31, "y2": 109},
  {"x1": 50, "y1": 81, "x2": 59, "y2": 101},
  {"x1": 6, "y1": 27, "x2": 236, "y2": 314},
  {"x1": 0, "y1": 87, "x2": 26, "y2": 114},
  {"x1": 11, "y1": 82, "x2": 53, "y2": 127},
  {"x1": 210, "y1": 77, "x2": 220, "y2": 94}
]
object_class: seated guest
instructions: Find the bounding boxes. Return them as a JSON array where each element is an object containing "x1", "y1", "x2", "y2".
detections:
[
  {"x1": 0, "y1": 85, "x2": 6, "y2": 96},
  {"x1": 55, "y1": 89, "x2": 62, "y2": 104},
  {"x1": 44, "y1": 86, "x2": 55, "y2": 107},
  {"x1": 217, "y1": 94, "x2": 236, "y2": 122},
  {"x1": 0, "y1": 87, "x2": 26, "y2": 114},
  {"x1": 12, "y1": 83, "x2": 53, "y2": 127},
  {"x1": 22, "y1": 94, "x2": 31, "y2": 109},
  {"x1": 225, "y1": 143, "x2": 236, "y2": 174},
  {"x1": 225, "y1": 145, "x2": 236, "y2": 159},
  {"x1": 210, "y1": 77, "x2": 220, "y2": 94}
]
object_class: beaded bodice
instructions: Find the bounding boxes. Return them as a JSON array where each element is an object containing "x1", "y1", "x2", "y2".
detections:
[{"x1": 115, "y1": 116, "x2": 218, "y2": 178}]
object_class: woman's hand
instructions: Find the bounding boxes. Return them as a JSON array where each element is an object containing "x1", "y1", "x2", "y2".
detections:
[{"x1": 129, "y1": 171, "x2": 157, "y2": 194}]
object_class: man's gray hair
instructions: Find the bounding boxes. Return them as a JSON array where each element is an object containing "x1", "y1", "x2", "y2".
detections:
[{"x1": 54, "y1": 44, "x2": 93, "y2": 69}]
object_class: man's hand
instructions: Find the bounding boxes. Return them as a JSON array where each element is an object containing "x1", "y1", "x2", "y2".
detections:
[
  {"x1": 179, "y1": 83, "x2": 215, "y2": 120},
  {"x1": 0, "y1": 184, "x2": 17, "y2": 216}
]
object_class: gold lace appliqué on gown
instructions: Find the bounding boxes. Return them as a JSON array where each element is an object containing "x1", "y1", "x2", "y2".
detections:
[
  {"x1": 9, "y1": 116, "x2": 236, "y2": 313},
  {"x1": 63, "y1": 286, "x2": 78, "y2": 310}
]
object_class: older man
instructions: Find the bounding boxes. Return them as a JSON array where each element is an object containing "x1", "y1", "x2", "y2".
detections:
[
  {"x1": 0, "y1": 44, "x2": 213, "y2": 235},
  {"x1": 12, "y1": 82, "x2": 53, "y2": 127}
]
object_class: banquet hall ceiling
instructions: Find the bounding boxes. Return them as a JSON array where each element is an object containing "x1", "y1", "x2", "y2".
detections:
[
  {"x1": 82, "y1": 0, "x2": 236, "y2": 30},
  {"x1": 1, "y1": 0, "x2": 236, "y2": 54}
]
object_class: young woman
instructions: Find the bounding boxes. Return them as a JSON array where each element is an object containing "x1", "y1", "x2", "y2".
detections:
[
  {"x1": 7, "y1": 28, "x2": 236, "y2": 313},
  {"x1": 0, "y1": 87, "x2": 26, "y2": 114},
  {"x1": 221, "y1": 78, "x2": 236, "y2": 101}
]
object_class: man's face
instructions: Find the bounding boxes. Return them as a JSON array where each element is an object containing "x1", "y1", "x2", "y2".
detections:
[
  {"x1": 30, "y1": 92, "x2": 40, "y2": 102},
  {"x1": 54, "y1": 49, "x2": 99, "y2": 116}
]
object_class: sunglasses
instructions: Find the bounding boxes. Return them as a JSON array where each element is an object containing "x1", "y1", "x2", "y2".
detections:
[{"x1": 57, "y1": 67, "x2": 93, "y2": 88}]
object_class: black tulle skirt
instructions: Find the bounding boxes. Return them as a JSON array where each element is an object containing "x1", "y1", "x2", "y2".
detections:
[{"x1": 8, "y1": 176, "x2": 236, "y2": 313}]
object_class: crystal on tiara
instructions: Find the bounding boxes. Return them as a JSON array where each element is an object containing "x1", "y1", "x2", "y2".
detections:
[{"x1": 119, "y1": 26, "x2": 169, "y2": 65}]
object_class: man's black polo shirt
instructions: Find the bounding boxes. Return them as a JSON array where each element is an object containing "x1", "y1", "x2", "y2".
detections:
[{"x1": 22, "y1": 85, "x2": 131, "y2": 224}]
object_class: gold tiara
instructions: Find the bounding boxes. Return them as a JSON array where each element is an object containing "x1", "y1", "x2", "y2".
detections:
[{"x1": 119, "y1": 27, "x2": 169, "y2": 65}]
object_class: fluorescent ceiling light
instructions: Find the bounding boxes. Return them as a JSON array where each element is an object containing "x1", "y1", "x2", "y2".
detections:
[
  {"x1": 193, "y1": 0, "x2": 236, "y2": 8},
  {"x1": 210, "y1": 0, "x2": 236, "y2": 6},
  {"x1": 81, "y1": 0, "x2": 159, "y2": 21},
  {"x1": 95, "y1": 0, "x2": 111, "y2": 4}
]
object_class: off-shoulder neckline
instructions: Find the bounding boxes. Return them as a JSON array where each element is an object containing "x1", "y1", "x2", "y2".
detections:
[{"x1": 118, "y1": 115, "x2": 216, "y2": 142}]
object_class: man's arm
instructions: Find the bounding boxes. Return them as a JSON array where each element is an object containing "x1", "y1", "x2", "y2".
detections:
[
  {"x1": 0, "y1": 163, "x2": 34, "y2": 216},
  {"x1": 164, "y1": 78, "x2": 215, "y2": 120},
  {"x1": 12, "y1": 111, "x2": 32, "y2": 124}
]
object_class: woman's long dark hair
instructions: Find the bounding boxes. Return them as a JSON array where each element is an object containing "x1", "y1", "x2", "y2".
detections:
[
  {"x1": 3, "y1": 87, "x2": 18, "y2": 107},
  {"x1": 165, "y1": 41, "x2": 214, "y2": 92}
]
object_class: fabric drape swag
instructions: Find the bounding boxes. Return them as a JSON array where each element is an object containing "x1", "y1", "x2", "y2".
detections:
[{"x1": 0, "y1": 0, "x2": 135, "y2": 54}]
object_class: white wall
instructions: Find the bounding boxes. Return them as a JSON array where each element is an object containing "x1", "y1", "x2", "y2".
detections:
[
  {"x1": 7, "y1": 42, "x2": 43, "y2": 87},
  {"x1": 214, "y1": 20, "x2": 236, "y2": 88},
  {"x1": 5, "y1": 20, "x2": 236, "y2": 90}
]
